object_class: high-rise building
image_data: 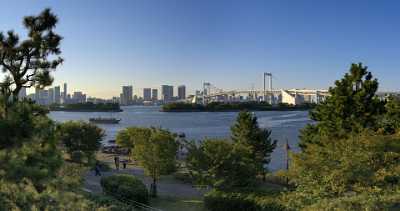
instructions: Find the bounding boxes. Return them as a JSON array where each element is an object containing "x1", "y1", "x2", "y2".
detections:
[
  {"x1": 63, "y1": 83, "x2": 68, "y2": 104},
  {"x1": 121, "y1": 85, "x2": 133, "y2": 105},
  {"x1": 72, "y1": 91, "x2": 86, "y2": 103},
  {"x1": 143, "y1": 88, "x2": 152, "y2": 101},
  {"x1": 48, "y1": 88, "x2": 54, "y2": 104},
  {"x1": 152, "y1": 89, "x2": 158, "y2": 101},
  {"x1": 54, "y1": 86, "x2": 61, "y2": 104},
  {"x1": 161, "y1": 85, "x2": 174, "y2": 102},
  {"x1": 178, "y1": 85, "x2": 186, "y2": 100}
]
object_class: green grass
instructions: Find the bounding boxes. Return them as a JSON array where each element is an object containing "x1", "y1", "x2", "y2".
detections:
[{"x1": 150, "y1": 196, "x2": 206, "y2": 211}]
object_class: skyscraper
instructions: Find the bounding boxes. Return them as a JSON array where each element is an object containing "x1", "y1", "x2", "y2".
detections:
[
  {"x1": 72, "y1": 91, "x2": 86, "y2": 103},
  {"x1": 48, "y1": 88, "x2": 54, "y2": 104},
  {"x1": 161, "y1": 85, "x2": 174, "y2": 102},
  {"x1": 152, "y1": 89, "x2": 158, "y2": 101},
  {"x1": 143, "y1": 88, "x2": 152, "y2": 101},
  {"x1": 121, "y1": 85, "x2": 133, "y2": 105},
  {"x1": 178, "y1": 85, "x2": 186, "y2": 100},
  {"x1": 63, "y1": 83, "x2": 68, "y2": 104},
  {"x1": 54, "y1": 86, "x2": 61, "y2": 104}
]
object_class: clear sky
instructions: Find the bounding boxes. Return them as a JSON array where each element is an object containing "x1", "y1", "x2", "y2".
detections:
[{"x1": 1, "y1": 0, "x2": 399, "y2": 98}]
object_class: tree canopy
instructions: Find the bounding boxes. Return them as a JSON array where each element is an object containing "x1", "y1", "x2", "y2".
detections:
[
  {"x1": 284, "y1": 63, "x2": 400, "y2": 210},
  {"x1": 57, "y1": 121, "x2": 104, "y2": 162},
  {"x1": 231, "y1": 111, "x2": 276, "y2": 176},
  {"x1": 186, "y1": 138, "x2": 257, "y2": 190},
  {"x1": 130, "y1": 127, "x2": 178, "y2": 197},
  {"x1": 0, "y1": 8, "x2": 63, "y2": 106},
  {"x1": 299, "y1": 63, "x2": 385, "y2": 148}
]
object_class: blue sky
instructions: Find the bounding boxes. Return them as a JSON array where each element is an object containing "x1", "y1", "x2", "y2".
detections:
[{"x1": 1, "y1": 0, "x2": 399, "y2": 98}]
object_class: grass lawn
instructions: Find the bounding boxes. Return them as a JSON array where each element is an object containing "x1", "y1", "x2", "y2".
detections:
[{"x1": 150, "y1": 196, "x2": 206, "y2": 211}]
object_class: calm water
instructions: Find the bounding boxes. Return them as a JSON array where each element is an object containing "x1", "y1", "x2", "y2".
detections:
[{"x1": 49, "y1": 106, "x2": 311, "y2": 171}]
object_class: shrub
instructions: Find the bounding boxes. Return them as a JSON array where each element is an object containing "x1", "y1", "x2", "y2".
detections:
[
  {"x1": 86, "y1": 193, "x2": 133, "y2": 211},
  {"x1": 100, "y1": 174, "x2": 149, "y2": 205},
  {"x1": 204, "y1": 189, "x2": 284, "y2": 211}
]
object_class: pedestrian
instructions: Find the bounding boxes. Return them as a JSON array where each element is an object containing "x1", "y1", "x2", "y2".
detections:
[
  {"x1": 114, "y1": 156, "x2": 120, "y2": 170},
  {"x1": 122, "y1": 160, "x2": 127, "y2": 169},
  {"x1": 94, "y1": 162, "x2": 101, "y2": 176}
]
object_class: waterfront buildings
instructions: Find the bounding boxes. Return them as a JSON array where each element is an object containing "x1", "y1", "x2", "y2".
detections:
[
  {"x1": 143, "y1": 88, "x2": 152, "y2": 101},
  {"x1": 54, "y1": 86, "x2": 61, "y2": 104},
  {"x1": 152, "y1": 89, "x2": 158, "y2": 101},
  {"x1": 72, "y1": 91, "x2": 86, "y2": 103},
  {"x1": 120, "y1": 85, "x2": 133, "y2": 105},
  {"x1": 63, "y1": 83, "x2": 68, "y2": 103},
  {"x1": 178, "y1": 85, "x2": 186, "y2": 100},
  {"x1": 161, "y1": 85, "x2": 174, "y2": 102},
  {"x1": 48, "y1": 88, "x2": 54, "y2": 104}
]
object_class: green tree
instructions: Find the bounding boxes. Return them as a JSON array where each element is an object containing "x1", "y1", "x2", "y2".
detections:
[
  {"x1": 379, "y1": 95, "x2": 400, "y2": 134},
  {"x1": 231, "y1": 111, "x2": 276, "y2": 177},
  {"x1": 116, "y1": 127, "x2": 152, "y2": 158},
  {"x1": 284, "y1": 133, "x2": 400, "y2": 210},
  {"x1": 186, "y1": 139, "x2": 257, "y2": 190},
  {"x1": 0, "y1": 8, "x2": 63, "y2": 110},
  {"x1": 0, "y1": 100, "x2": 63, "y2": 188},
  {"x1": 0, "y1": 9, "x2": 108, "y2": 209},
  {"x1": 299, "y1": 63, "x2": 385, "y2": 148},
  {"x1": 57, "y1": 121, "x2": 104, "y2": 163},
  {"x1": 132, "y1": 128, "x2": 178, "y2": 197}
]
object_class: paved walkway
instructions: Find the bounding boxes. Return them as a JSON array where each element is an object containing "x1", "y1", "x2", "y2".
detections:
[{"x1": 84, "y1": 166, "x2": 205, "y2": 199}]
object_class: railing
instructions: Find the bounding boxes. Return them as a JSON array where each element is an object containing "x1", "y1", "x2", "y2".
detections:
[{"x1": 104, "y1": 190, "x2": 163, "y2": 211}]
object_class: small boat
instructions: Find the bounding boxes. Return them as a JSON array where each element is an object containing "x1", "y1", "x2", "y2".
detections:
[{"x1": 89, "y1": 117, "x2": 121, "y2": 124}]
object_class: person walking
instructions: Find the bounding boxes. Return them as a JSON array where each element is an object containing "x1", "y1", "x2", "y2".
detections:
[
  {"x1": 122, "y1": 160, "x2": 127, "y2": 169},
  {"x1": 114, "y1": 156, "x2": 120, "y2": 170}
]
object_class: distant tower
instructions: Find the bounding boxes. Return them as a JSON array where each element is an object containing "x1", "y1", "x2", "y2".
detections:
[
  {"x1": 143, "y1": 88, "x2": 152, "y2": 101},
  {"x1": 152, "y1": 89, "x2": 158, "y2": 101},
  {"x1": 178, "y1": 85, "x2": 186, "y2": 100},
  {"x1": 263, "y1": 73, "x2": 273, "y2": 104},
  {"x1": 63, "y1": 83, "x2": 68, "y2": 103}
]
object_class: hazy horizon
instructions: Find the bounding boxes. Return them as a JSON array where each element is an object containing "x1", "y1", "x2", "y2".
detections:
[{"x1": 1, "y1": 0, "x2": 400, "y2": 98}]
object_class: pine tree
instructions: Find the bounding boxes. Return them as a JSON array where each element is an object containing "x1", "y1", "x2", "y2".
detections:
[
  {"x1": 299, "y1": 63, "x2": 385, "y2": 148},
  {"x1": 0, "y1": 8, "x2": 63, "y2": 114},
  {"x1": 231, "y1": 111, "x2": 276, "y2": 176}
]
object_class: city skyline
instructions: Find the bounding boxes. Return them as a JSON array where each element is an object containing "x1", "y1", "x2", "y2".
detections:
[{"x1": 2, "y1": 1, "x2": 400, "y2": 98}]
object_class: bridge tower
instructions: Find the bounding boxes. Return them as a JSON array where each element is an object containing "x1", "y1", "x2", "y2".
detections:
[
  {"x1": 202, "y1": 82, "x2": 211, "y2": 104},
  {"x1": 263, "y1": 72, "x2": 273, "y2": 104}
]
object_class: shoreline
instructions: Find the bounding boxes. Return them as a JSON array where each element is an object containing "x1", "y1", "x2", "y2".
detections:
[
  {"x1": 50, "y1": 109, "x2": 123, "y2": 112},
  {"x1": 161, "y1": 108, "x2": 311, "y2": 112}
]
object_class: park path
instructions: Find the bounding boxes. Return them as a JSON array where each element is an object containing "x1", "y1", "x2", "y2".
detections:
[{"x1": 84, "y1": 165, "x2": 205, "y2": 199}]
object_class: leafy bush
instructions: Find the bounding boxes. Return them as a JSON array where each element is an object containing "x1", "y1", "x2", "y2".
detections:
[
  {"x1": 85, "y1": 193, "x2": 133, "y2": 211},
  {"x1": 204, "y1": 189, "x2": 284, "y2": 211},
  {"x1": 303, "y1": 191, "x2": 400, "y2": 211},
  {"x1": 100, "y1": 174, "x2": 149, "y2": 204},
  {"x1": 57, "y1": 121, "x2": 104, "y2": 161}
]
